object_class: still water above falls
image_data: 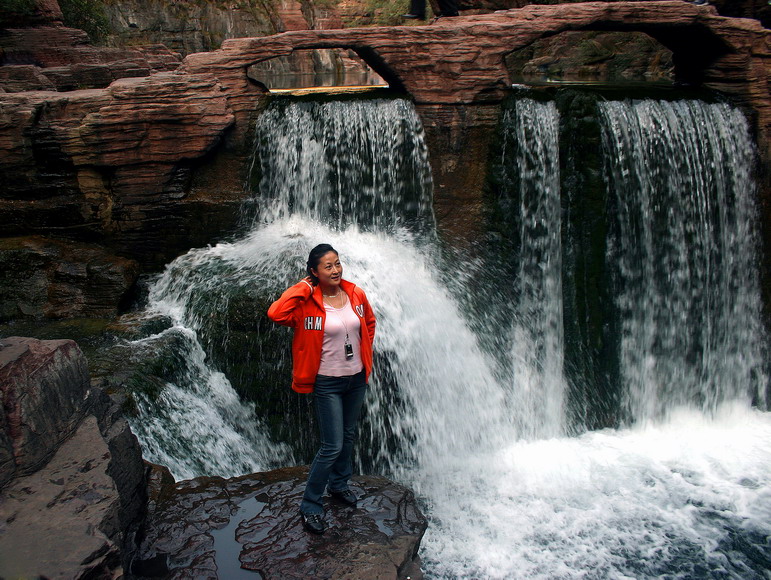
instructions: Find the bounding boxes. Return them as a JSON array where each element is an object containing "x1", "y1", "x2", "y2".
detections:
[{"x1": 123, "y1": 94, "x2": 770, "y2": 578}]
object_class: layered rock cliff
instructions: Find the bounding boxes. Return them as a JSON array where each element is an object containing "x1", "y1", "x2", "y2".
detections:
[{"x1": 2, "y1": 1, "x2": 769, "y2": 308}]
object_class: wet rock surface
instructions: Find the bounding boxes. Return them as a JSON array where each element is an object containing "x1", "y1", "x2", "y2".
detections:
[{"x1": 134, "y1": 465, "x2": 427, "y2": 579}]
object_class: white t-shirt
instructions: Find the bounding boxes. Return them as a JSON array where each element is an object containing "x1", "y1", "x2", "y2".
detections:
[{"x1": 318, "y1": 294, "x2": 363, "y2": 377}]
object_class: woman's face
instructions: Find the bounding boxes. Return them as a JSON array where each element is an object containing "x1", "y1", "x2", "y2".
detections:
[{"x1": 312, "y1": 251, "x2": 342, "y2": 289}]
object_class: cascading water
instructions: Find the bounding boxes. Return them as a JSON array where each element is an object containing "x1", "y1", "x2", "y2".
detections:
[
  {"x1": 125, "y1": 325, "x2": 291, "y2": 480},
  {"x1": 246, "y1": 97, "x2": 434, "y2": 232},
  {"x1": 600, "y1": 100, "x2": 768, "y2": 423},
  {"x1": 493, "y1": 99, "x2": 566, "y2": 439},
  {"x1": 416, "y1": 97, "x2": 770, "y2": 578},
  {"x1": 125, "y1": 94, "x2": 771, "y2": 578}
]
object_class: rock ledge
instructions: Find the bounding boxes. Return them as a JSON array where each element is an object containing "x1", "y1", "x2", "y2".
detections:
[{"x1": 134, "y1": 465, "x2": 427, "y2": 579}]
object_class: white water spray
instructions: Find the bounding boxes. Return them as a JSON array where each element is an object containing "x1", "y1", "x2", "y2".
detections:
[{"x1": 125, "y1": 96, "x2": 771, "y2": 578}]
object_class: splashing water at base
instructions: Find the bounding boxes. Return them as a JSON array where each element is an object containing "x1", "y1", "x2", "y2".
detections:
[
  {"x1": 126, "y1": 325, "x2": 292, "y2": 480},
  {"x1": 600, "y1": 100, "x2": 767, "y2": 422},
  {"x1": 420, "y1": 404, "x2": 771, "y2": 579},
  {"x1": 122, "y1": 96, "x2": 771, "y2": 577}
]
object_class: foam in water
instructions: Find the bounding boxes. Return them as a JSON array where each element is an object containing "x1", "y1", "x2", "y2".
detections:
[
  {"x1": 420, "y1": 404, "x2": 771, "y2": 579},
  {"x1": 414, "y1": 98, "x2": 770, "y2": 578},
  {"x1": 126, "y1": 326, "x2": 291, "y2": 480}
]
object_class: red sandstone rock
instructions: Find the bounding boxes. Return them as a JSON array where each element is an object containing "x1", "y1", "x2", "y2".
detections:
[
  {"x1": 0, "y1": 337, "x2": 88, "y2": 481},
  {"x1": 1, "y1": 1, "x2": 769, "y2": 275},
  {"x1": 0, "y1": 336, "x2": 150, "y2": 576},
  {"x1": 277, "y1": 0, "x2": 311, "y2": 31},
  {"x1": 0, "y1": 71, "x2": 237, "y2": 266},
  {"x1": 183, "y1": 2, "x2": 768, "y2": 108},
  {"x1": 0, "y1": 26, "x2": 181, "y2": 92},
  {"x1": 0, "y1": 415, "x2": 124, "y2": 579}
]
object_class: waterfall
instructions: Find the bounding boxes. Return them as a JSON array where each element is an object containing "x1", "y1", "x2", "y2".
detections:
[
  {"x1": 123, "y1": 94, "x2": 771, "y2": 578},
  {"x1": 600, "y1": 100, "x2": 768, "y2": 423},
  {"x1": 417, "y1": 97, "x2": 770, "y2": 579},
  {"x1": 127, "y1": 96, "x2": 439, "y2": 478},
  {"x1": 247, "y1": 97, "x2": 434, "y2": 233},
  {"x1": 125, "y1": 325, "x2": 291, "y2": 480},
  {"x1": 495, "y1": 99, "x2": 566, "y2": 439}
]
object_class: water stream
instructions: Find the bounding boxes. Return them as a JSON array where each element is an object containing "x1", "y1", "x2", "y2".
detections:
[{"x1": 125, "y1": 94, "x2": 770, "y2": 578}]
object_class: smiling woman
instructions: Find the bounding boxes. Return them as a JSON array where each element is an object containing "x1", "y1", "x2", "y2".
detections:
[{"x1": 267, "y1": 243, "x2": 377, "y2": 535}]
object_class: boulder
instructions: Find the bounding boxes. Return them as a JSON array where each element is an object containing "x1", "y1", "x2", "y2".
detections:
[
  {"x1": 0, "y1": 336, "x2": 90, "y2": 482},
  {"x1": 0, "y1": 415, "x2": 125, "y2": 579},
  {"x1": 133, "y1": 465, "x2": 427, "y2": 579},
  {"x1": 0, "y1": 337, "x2": 149, "y2": 577}
]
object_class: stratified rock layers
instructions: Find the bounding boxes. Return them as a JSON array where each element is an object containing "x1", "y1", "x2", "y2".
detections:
[
  {"x1": 0, "y1": 69, "x2": 239, "y2": 269},
  {"x1": 0, "y1": 237, "x2": 139, "y2": 321},
  {"x1": 1, "y1": 2, "x2": 769, "y2": 317}
]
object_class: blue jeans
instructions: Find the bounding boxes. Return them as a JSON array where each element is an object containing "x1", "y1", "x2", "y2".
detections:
[{"x1": 300, "y1": 370, "x2": 367, "y2": 515}]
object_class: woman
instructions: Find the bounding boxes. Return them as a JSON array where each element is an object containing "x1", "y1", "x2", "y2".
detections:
[{"x1": 267, "y1": 244, "x2": 376, "y2": 534}]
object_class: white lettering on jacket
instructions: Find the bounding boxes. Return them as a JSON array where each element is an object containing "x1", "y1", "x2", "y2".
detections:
[
  {"x1": 355, "y1": 305, "x2": 364, "y2": 317},
  {"x1": 304, "y1": 316, "x2": 323, "y2": 330}
]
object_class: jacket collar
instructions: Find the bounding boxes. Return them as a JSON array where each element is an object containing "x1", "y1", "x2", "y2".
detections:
[{"x1": 311, "y1": 278, "x2": 357, "y2": 308}]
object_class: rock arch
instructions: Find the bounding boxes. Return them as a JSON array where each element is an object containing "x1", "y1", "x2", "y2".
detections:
[
  {"x1": 182, "y1": 1, "x2": 770, "y2": 149},
  {"x1": 1, "y1": 1, "x2": 768, "y2": 279},
  {"x1": 180, "y1": 1, "x2": 770, "y2": 253}
]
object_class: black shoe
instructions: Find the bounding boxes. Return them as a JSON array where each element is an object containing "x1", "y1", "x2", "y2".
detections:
[
  {"x1": 300, "y1": 512, "x2": 326, "y2": 534},
  {"x1": 329, "y1": 488, "x2": 358, "y2": 507},
  {"x1": 402, "y1": 13, "x2": 425, "y2": 19}
]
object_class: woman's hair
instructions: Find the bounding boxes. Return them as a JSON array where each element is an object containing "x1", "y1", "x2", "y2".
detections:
[{"x1": 306, "y1": 243, "x2": 338, "y2": 284}]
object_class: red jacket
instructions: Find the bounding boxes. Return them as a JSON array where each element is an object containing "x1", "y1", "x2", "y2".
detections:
[{"x1": 267, "y1": 278, "x2": 376, "y2": 393}]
